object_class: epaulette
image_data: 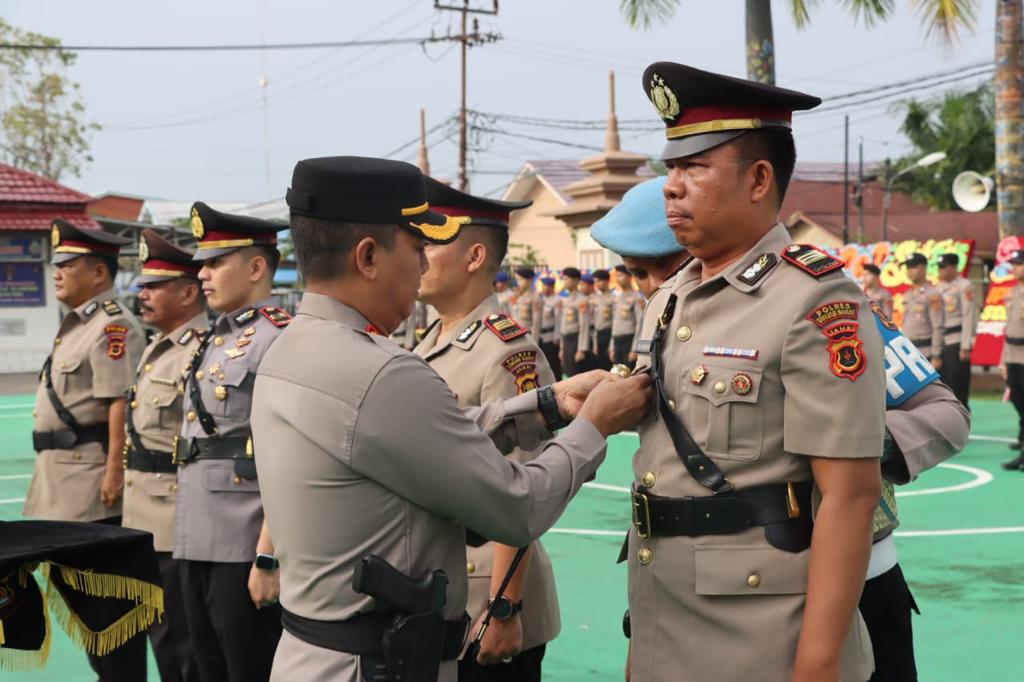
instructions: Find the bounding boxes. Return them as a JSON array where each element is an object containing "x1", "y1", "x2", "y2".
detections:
[
  {"x1": 780, "y1": 244, "x2": 844, "y2": 278},
  {"x1": 102, "y1": 300, "x2": 122, "y2": 316},
  {"x1": 483, "y1": 313, "x2": 528, "y2": 342},
  {"x1": 259, "y1": 306, "x2": 292, "y2": 328}
]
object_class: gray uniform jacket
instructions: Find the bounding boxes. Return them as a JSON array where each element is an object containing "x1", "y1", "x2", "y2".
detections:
[
  {"x1": 539, "y1": 294, "x2": 560, "y2": 344},
  {"x1": 937, "y1": 277, "x2": 978, "y2": 349},
  {"x1": 591, "y1": 290, "x2": 615, "y2": 332},
  {"x1": 251, "y1": 293, "x2": 607, "y2": 682},
  {"x1": 173, "y1": 299, "x2": 289, "y2": 563},
  {"x1": 611, "y1": 289, "x2": 645, "y2": 345}
]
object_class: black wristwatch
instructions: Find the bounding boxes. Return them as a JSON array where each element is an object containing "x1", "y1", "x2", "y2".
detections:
[
  {"x1": 487, "y1": 596, "x2": 523, "y2": 621},
  {"x1": 254, "y1": 553, "x2": 279, "y2": 571},
  {"x1": 537, "y1": 385, "x2": 569, "y2": 431}
]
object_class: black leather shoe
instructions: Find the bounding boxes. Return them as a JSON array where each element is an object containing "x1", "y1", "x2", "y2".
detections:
[
  {"x1": 1010, "y1": 442, "x2": 1021, "y2": 450},
  {"x1": 1002, "y1": 455, "x2": 1024, "y2": 470}
]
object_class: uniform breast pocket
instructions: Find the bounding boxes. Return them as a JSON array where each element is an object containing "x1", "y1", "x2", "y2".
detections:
[
  {"x1": 138, "y1": 385, "x2": 181, "y2": 432},
  {"x1": 53, "y1": 357, "x2": 88, "y2": 397},
  {"x1": 140, "y1": 475, "x2": 178, "y2": 501},
  {"x1": 204, "y1": 464, "x2": 260, "y2": 493},
  {"x1": 207, "y1": 363, "x2": 253, "y2": 418},
  {"x1": 680, "y1": 365, "x2": 763, "y2": 461}
]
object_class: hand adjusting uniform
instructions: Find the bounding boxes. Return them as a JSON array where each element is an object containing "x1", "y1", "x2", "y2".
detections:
[{"x1": 122, "y1": 228, "x2": 206, "y2": 682}]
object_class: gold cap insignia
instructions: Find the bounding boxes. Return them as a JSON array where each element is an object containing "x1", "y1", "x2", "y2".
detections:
[
  {"x1": 191, "y1": 207, "x2": 205, "y2": 239},
  {"x1": 51, "y1": 224, "x2": 61, "y2": 247},
  {"x1": 138, "y1": 235, "x2": 149, "y2": 262},
  {"x1": 649, "y1": 73, "x2": 681, "y2": 122}
]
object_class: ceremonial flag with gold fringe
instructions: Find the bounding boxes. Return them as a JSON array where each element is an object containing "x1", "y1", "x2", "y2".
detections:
[{"x1": 0, "y1": 520, "x2": 163, "y2": 671}]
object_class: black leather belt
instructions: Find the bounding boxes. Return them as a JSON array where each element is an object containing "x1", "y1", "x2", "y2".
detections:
[
  {"x1": 126, "y1": 448, "x2": 177, "y2": 474},
  {"x1": 910, "y1": 337, "x2": 933, "y2": 348},
  {"x1": 1008, "y1": 337, "x2": 1024, "y2": 346},
  {"x1": 631, "y1": 481, "x2": 812, "y2": 539},
  {"x1": 540, "y1": 326, "x2": 554, "y2": 333},
  {"x1": 281, "y1": 609, "x2": 468, "y2": 660},
  {"x1": 32, "y1": 423, "x2": 108, "y2": 452},
  {"x1": 944, "y1": 325, "x2": 962, "y2": 334},
  {"x1": 173, "y1": 436, "x2": 249, "y2": 463}
]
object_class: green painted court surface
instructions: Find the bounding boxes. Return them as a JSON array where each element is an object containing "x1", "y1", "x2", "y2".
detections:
[{"x1": 2, "y1": 394, "x2": 1023, "y2": 681}]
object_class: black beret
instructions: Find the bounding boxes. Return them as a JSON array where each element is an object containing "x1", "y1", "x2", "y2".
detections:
[
  {"x1": 562, "y1": 267, "x2": 581, "y2": 279},
  {"x1": 902, "y1": 253, "x2": 928, "y2": 267},
  {"x1": 938, "y1": 253, "x2": 960, "y2": 268},
  {"x1": 287, "y1": 156, "x2": 464, "y2": 245},
  {"x1": 642, "y1": 62, "x2": 820, "y2": 160},
  {"x1": 514, "y1": 266, "x2": 535, "y2": 279},
  {"x1": 862, "y1": 263, "x2": 881, "y2": 276},
  {"x1": 1009, "y1": 249, "x2": 1024, "y2": 265},
  {"x1": 593, "y1": 269, "x2": 610, "y2": 280},
  {"x1": 613, "y1": 264, "x2": 629, "y2": 274}
]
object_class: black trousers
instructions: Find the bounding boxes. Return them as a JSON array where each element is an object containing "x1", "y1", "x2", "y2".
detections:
[
  {"x1": 540, "y1": 340, "x2": 562, "y2": 380},
  {"x1": 859, "y1": 563, "x2": 919, "y2": 682},
  {"x1": 87, "y1": 516, "x2": 148, "y2": 682},
  {"x1": 939, "y1": 343, "x2": 971, "y2": 408},
  {"x1": 1007, "y1": 363, "x2": 1024, "y2": 444},
  {"x1": 458, "y1": 643, "x2": 546, "y2": 682},
  {"x1": 593, "y1": 329, "x2": 613, "y2": 371},
  {"x1": 561, "y1": 332, "x2": 583, "y2": 376},
  {"x1": 179, "y1": 560, "x2": 282, "y2": 682},
  {"x1": 150, "y1": 553, "x2": 200, "y2": 682},
  {"x1": 612, "y1": 334, "x2": 635, "y2": 367}
]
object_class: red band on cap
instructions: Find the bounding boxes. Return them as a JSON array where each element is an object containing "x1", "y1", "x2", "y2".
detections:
[
  {"x1": 200, "y1": 230, "x2": 278, "y2": 245},
  {"x1": 671, "y1": 105, "x2": 793, "y2": 127},
  {"x1": 430, "y1": 205, "x2": 511, "y2": 224},
  {"x1": 57, "y1": 239, "x2": 120, "y2": 256},
  {"x1": 144, "y1": 258, "x2": 201, "y2": 275}
]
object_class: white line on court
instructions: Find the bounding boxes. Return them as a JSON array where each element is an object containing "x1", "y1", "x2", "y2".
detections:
[
  {"x1": 0, "y1": 474, "x2": 31, "y2": 480},
  {"x1": 0, "y1": 403, "x2": 33, "y2": 411},
  {"x1": 0, "y1": 413, "x2": 32, "y2": 420},
  {"x1": 547, "y1": 525, "x2": 1024, "y2": 538},
  {"x1": 969, "y1": 434, "x2": 1016, "y2": 444},
  {"x1": 0, "y1": 497, "x2": 25, "y2": 504}
]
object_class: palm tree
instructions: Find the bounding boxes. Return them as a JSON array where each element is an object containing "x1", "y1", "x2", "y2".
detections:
[
  {"x1": 620, "y1": 0, "x2": 977, "y2": 84},
  {"x1": 995, "y1": 0, "x2": 1024, "y2": 238}
]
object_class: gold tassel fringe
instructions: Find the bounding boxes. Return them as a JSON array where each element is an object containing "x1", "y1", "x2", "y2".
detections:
[{"x1": 0, "y1": 569, "x2": 52, "y2": 672}]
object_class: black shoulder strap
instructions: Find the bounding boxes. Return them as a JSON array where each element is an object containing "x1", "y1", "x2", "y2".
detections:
[
  {"x1": 184, "y1": 331, "x2": 217, "y2": 436},
  {"x1": 42, "y1": 354, "x2": 82, "y2": 431},
  {"x1": 649, "y1": 294, "x2": 733, "y2": 494},
  {"x1": 125, "y1": 382, "x2": 149, "y2": 455}
]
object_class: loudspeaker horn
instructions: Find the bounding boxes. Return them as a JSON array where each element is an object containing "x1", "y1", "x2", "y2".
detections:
[{"x1": 952, "y1": 170, "x2": 994, "y2": 212}]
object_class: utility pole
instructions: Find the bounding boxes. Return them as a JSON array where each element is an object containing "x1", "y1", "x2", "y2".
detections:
[
  {"x1": 434, "y1": 0, "x2": 500, "y2": 192},
  {"x1": 842, "y1": 114, "x2": 849, "y2": 245},
  {"x1": 857, "y1": 138, "x2": 865, "y2": 244}
]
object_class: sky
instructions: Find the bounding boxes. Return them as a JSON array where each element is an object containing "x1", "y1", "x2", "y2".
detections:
[{"x1": 2, "y1": 0, "x2": 998, "y2": 208}]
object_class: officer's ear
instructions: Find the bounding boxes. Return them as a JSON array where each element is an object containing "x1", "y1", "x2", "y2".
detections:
[
  {"x1": 746, "y1": 159, "x2": 775, "y2": 206},
  {"x1": 465, "y1": 241, "x2": 487, "y2": 275},
  {"x1": 353, "y1": 236, "x2": 381, "y2": 281}
]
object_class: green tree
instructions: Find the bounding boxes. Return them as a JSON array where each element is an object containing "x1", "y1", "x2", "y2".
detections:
[
  {"x1": 620, "y1": 0, "x2": 976, "y2": 84},
  {"x1": 893, "y1": 82, "x2": 994, "y2": 211},
  {"x1": 0, "y1": 18, "x2": 98, "y2": 179}
]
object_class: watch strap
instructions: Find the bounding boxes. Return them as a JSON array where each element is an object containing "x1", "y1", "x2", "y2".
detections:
[{"x1": 537, "y1": 385, "x2": 569, "y2": 431}]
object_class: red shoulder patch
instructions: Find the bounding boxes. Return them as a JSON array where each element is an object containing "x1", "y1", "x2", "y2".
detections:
[
  {"x1": 104, "y1": 324, "x2": 128, "y2": 360},
  {"x1": 502, "y1": 350, "x2": 539, "y2": 394},
  {"x1": 260, "y1": 306, "x2": 292, "y2": 328},
  {"x1": 780, "y1": 244, "x2": 844, "y2": 278},
  {"x1": 484, "y1": 314, "x2": 528, "y2": 342}
]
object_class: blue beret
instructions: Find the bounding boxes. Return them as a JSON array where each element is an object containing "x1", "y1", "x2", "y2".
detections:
[
  {"x1": 540, "y1": 276, "x2": 555, "y2": 286},
  {"x1": 590, "y1": 176, "x2": 685, "y2": 258},
  {"x1": 494, "y1": 271, "x2": 509, "y2": 282},
  {"x1": 580, "y1": 273, "x2": 595, "y2": 284}
]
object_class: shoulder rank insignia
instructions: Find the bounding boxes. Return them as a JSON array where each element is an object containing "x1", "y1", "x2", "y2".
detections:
[
  {"x1": 456, "y1": 319, "x2": 481, "y2": 344},
  {"x1": 259, "y1": 306, "x2": 292, "y2": 328},
  {"x1": 780, "y1": 244, "x2": 844, "y2": 278},
  {"x1": 483, "y1": 313, "x2": 528, "y2": 342},
  {"x1": 82, "y1": 301, "x2": 99, "y2": 318},
  {"x1": 736, "y1": 253, "x2": 777, "y2": 286},
  {"x1": 102, "y1": 300, "x2": 122, "y2": 316},
  {"x1": 234, "y1": 308, "x2": 257, "y2": 325}
]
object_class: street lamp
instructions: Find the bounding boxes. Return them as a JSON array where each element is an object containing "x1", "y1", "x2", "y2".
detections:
[{"x1": 882, "y1": 151, "x2": 947, "y2": 242}]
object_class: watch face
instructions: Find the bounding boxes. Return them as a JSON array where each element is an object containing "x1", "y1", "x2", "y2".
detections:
[{"x1": 491, "y1": 597, "x2": 513, "y2": 620}]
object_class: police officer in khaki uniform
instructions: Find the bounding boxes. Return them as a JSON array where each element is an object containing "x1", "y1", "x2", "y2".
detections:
[
  {"x1": 511, "y1": 266, "x2": 541, "y2": 338},
  {"x1": 558, "y1": 267, "x2": 591, "y2": 376},
  {"x1": 590, "y1": 269, "x2": 615, "y2": 371},
  {"x1": 900, "y1": 253, "x2": 944, "y2": 370},
  {"x1": 173, "y1": 203, "x2": 288, "y2": 682},
  {"x1": 252, "y1": 156, "x2": 651, "y2": 682},
  {"x1": 861, "y1": 264, "x2": 894, "y2": 319},
  {"x1": 122, "y1": 228, "x2": 206, "y2": 682},
  {"x1": 494, "y1": 271, "x2": 514, "y2": 315},
  {"x1": 416, "y1": 179, "x2": 560, "y2": 681},
  {"x1": 537, "y1": 276, "x2": 562, "y2": 378},
  {"x1": 610, "y1": 266, "x2": 645, "y2": 366},
  {"x1": 24, "y1": 219, "x2": 146, "y2": 680},
  {"x1": 625, "y1": 63, "x2": 886, "y2": 682},
  {"x1": 935, "y1": 252, "x2": 978, "y2": 407},
  {"x1": 1001, "y1": 250, "x2": 1024, "y2": 469}
]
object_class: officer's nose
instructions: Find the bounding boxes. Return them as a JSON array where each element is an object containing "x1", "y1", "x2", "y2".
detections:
[{"x1": 664, "y1": 167, "x2": 686, "y2": 200}]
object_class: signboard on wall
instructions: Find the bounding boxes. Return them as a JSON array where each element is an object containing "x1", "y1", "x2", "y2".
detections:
[{"x1": 0, "y1": 262, "x2": 46, "y2": 307}]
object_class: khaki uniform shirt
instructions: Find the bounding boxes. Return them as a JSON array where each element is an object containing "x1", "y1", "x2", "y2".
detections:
[
  {"x1": 900, "y1": 283, "x2": 944, "y2": 359},
  {"x1": 122, "y1": 312, "x2": 208, "y2": 552},
  {"x1": 251, "y1": 293, "x2": 606, "y2": 682},
  {"x1": 173, "y1": 299, "x2": 288, "y2": 563},
  {"x1": 559, "y1": 291, "x2": 591, "y2": 351},
  {"x1": 1002, "y1": 283, "x2": 1024, "y2": 365},
  {"x1": 937, "y1": 278, "x2": 978, "y2": 349},
  {"x1": 391, "y1": 301, "x2": 428, "y2": 350},
  {"x1": 628, "y1": 224, "x2": 885, "y2": 682},
  {"x1": 414, "y1": 294, "x2": 560, "y2": 652},
  {"x1": 539, "y1": 294, "x2": 560, "y2": 344},
  {"x1": 863, "y1": 285, "x2": 894, "y2": 320},
  {"x1": 24, "y1": 289, "x2": 144, "y2": 522},
  {"x1": 591, "y1": 290, "x2": 615, "y2": 332},
  {"x1": 611, "y1": 289, "x2": 645, "y2": 347},
  {"x1": 510, "y1": 289, "x2": 542, "y2": 339},
  {"x1": 496, "y1": 289, "x2": 514, "y2": 317}
]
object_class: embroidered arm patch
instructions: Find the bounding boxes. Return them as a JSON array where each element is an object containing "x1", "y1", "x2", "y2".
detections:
[
  {"x1": 502, "y1": 350, "x2": 539, "y2": 394},
  {"x1": 104, "y1": 325, "x2": 128, "y2": 360}
]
